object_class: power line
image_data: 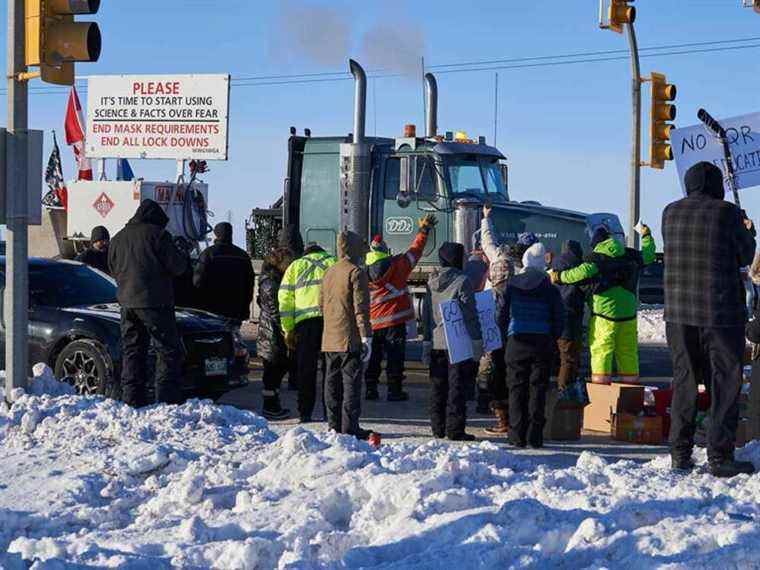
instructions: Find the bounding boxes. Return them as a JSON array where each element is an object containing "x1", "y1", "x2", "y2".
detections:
[{"x1": 4, "y1": 37, "x2": 760, "y2": 96}]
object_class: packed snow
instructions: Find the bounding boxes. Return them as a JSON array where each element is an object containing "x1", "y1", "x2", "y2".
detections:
[
  {"x1": 2, "y1": 374, "x2": 760, "y2": 568},
  {"x1": 638, "y1": 306, "x2": 666, "y2": 344}
]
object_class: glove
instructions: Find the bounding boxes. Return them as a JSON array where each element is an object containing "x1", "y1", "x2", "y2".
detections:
[
  {"x1": 471, "y1": 340, "x2": 484, "y2": 362},
  {"x1": 421, "y1": 341, "x2": 432, "y2": 367},
  {"x1": 284, "y1": 331, "x2": 297, "y2": 351},
  {"x1": 418, "y1": 213, "x2": 438, "y2": 234},
  {"x1": 483, "y1": 204, "x2": 492, "y2": 218},
  {"x1": 361, "y1": 337, "x2": 372, "y2": 364},
  {"x1": 641, "y1": 224, "x2": 651, "y2": 237},
  {"x1": 548, "y1": 270, "x2": 561, "y2": 285}
]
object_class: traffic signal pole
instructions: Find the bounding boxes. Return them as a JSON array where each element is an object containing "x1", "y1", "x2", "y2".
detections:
[
  {"x1": 5, "y1": 0, "x2": 30, "y2": 400},
  {"x1": 626, "y1": 21, "x2": 642, "y2": 249}
]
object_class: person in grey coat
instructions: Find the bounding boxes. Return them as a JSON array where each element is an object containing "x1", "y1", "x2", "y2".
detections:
[{"x1": 423, "y1": 242, "x2": 483, "y2": 441}]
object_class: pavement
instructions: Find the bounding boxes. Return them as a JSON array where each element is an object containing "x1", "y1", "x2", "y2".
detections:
[{"x1": 218, "y1": 345, "x2": 674, "y2": 469}]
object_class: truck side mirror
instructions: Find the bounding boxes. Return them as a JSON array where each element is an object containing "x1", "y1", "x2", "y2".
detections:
[
  {"x1": 500, "y1": 163, "x2": 509, "y2": 191},
  {"x1": 398, "y1": 155, "x2": 414, "y2": 208}
]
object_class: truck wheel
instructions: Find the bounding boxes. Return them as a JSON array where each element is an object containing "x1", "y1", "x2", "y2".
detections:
[{"x1": 54, "y1": 340, "x2": 112, "y2": 396}]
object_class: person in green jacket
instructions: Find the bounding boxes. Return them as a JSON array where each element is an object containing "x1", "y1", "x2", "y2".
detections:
[{"x1": 550, "y1": 225, "x2": 655, "y2": 384}]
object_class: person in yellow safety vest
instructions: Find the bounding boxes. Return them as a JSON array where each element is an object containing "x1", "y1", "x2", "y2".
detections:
[
  {"x1": 278, "y1": 241, "x2": 336, "y2": 422},
  {"x1": 550, "y1": 225, "x2": 655, "y2": 385}
]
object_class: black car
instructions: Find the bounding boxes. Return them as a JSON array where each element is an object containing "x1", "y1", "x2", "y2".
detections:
[{"x1": 1, "y1": 258, "x2": 248, "y2": 399}]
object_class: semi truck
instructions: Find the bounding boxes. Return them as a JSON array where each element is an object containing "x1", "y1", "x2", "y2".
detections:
[{"x1": 247, "y1": 60, "x2": 623, "y2": 285}]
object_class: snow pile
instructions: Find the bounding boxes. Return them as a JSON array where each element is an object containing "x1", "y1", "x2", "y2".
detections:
[
  {"x1": 639, "y1": 306, "x2": 666, "y2": 344},
  {"x1": 3, "y1": 378, "x2": 760, "y2": 568}
]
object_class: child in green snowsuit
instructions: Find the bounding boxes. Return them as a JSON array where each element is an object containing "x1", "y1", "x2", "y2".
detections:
[{"x1": 551, "y1": 226, "x2": 655, "y2": 384}]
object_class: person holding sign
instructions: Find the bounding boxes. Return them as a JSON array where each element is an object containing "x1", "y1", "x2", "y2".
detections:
[
  {"x1": 500, "y1": 243, "x2": 565, "y2": 448},
  {"x1": 423, "y1": 242, "x2": 483, "y2": 441}
]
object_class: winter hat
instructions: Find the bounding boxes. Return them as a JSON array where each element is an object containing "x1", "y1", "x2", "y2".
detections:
[
  {"x1": 438, "y1": 242, "x2": 465, "y2": 270},
  {"x1": 562, "y1": 239, "x2": 583, "y2": 261},
  {"x1": 684, "y1": 161, "x2": 725, "y2": 200},
  {"x1": 370, "y1": 234, "x2": 389, "y2": 254},
  {"x1": 590, "y1": 226, "x2": 610, "y2": 249},
  {"x1": 214, "y1": 222, "x2": 233, "y2": 244},
  {"x1": 90, "y1": 226, "x2": 109, "y2": 243},
  {"x1": 517, "y1": 232, "x2": 539, "y2": 247},
  {"x1": 522, "y1": 242, "x2": 546, "y2": 270}
]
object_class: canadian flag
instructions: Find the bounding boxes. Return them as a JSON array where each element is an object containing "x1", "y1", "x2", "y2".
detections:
[{"x1": 64, "y1": 86, "x2": 93, "y2": 181}]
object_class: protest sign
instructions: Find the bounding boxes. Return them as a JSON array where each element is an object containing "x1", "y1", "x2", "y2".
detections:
[
  {"x1": 671, "y1": 111, "x2": 760, "y2": 193},
  {"x1": 475, "y1": 290, "x2": 502, "y2": 353},
  {"x1": 86, "y1": 74, "x2": 230, "y2": 160},
  {"x1": 440, "y1": 299, "x2": 474, "y2": 364}
]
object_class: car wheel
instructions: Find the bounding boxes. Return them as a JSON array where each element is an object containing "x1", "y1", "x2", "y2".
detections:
[{"x1": 54, "y1": 339, "x2": 112, "y2": 396}]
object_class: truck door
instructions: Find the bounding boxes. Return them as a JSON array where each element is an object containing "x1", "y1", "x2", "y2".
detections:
[{"x1": 378, "y1": 155, "x2": 446, "y2": 262}]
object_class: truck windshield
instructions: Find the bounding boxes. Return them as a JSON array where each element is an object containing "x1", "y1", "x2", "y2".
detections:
[{"x1": 447, "y1": 158, "x2": 507, "y2": 201}]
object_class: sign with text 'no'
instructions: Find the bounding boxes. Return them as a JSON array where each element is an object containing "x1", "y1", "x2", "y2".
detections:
[
  {"x1": 85, "y1": 74, "x2": 230, "y2": 161},
  {"x1": 671, "y1": 111, "x2": 760, "y2": 193}
]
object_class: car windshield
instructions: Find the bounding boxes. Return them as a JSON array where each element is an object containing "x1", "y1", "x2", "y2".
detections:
[
  {"x1": 30, "y1": 263, "x2": 117, "y2": 308},
  {"x1": 447, "y1": 158, "x2": 507, "y2": 201}
]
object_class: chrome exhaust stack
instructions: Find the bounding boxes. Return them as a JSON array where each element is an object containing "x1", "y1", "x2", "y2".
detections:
[{"x1": 424, "y1": 72, "x2": 438, "y2": 138}]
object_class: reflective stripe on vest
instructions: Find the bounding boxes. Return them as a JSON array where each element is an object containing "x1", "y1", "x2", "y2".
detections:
[
  {"x1": 370, "y1": 282, "x2": 410, "y2": 306},
  {"x1": 370, "y1": 307, "x2": 415, "y2": 326}
]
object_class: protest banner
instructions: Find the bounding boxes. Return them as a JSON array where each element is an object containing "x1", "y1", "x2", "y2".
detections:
[
  {"x1": 475, "y1": 290, "x2": 502, "y2": 353},
  {"x1": 440, "y1": 299, "x2": 474, "y2": 364}
]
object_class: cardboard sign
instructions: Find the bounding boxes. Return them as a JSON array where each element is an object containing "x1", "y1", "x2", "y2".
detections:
[
  {"x1": 671, "y1": 111, "x2": 760, "y2": 193},
  {"x1": 439, "y1": 299, "x2": 474, "y2": 364},
  {"x1": 475, "y1": 290, "x2": 503, "y2": 353},
  {"x1": 86, "y1": 74, "x2": 230, "y2": 160}
]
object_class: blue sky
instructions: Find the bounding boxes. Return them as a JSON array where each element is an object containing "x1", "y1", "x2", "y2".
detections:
[{"x1": 3, "y1": 0, "x2": 760, "y2": 248}]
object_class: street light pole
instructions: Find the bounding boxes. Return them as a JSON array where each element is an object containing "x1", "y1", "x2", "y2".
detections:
[
  {"x1": 5, "y1": 0, "x2": 30, "y2": 400},
  {"x1": 626, "y1": 22, "x2": 642, "y2": 249}
]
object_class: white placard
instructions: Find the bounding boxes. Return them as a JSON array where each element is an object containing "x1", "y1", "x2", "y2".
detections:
[
  {"x1": 440, "y1": 299, "x2": 474, "y2": 364},
  {"x1": 85, "y1": 74, "x2": 230, "y2": 160},
  {"x1": 671, "y1": 111, "x2": 760, "y2": 193},
  {"x1": 475, "y1": 290, "x2": 503, "y2": 353}
]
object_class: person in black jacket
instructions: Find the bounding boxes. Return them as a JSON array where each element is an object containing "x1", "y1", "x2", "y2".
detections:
[
  {"x1": 745, "y1": 309, "x2": 760, "y2": 444},
  {"x1": 256, "y1": 247, "x2": 293, "y2": 420},
  {"x1": 551, "y1": 240, "x2": 586, "y2": 390},
  {"x1": 663, "y1": 161, "x2": 756, "y2": 477},
  {"x1": 75, "y1": 226, "x2": 110, "y2": 275},
  {"x1": 109, "y1": 199, "x2": 188, "y2": 407},
  {"x1": 193, "y1": 222, "x2": 256, "y2": 324}
]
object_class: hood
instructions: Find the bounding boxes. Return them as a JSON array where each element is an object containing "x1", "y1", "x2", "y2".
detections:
[
  {"x1": 684, "y1": 161, "x2": 725, "y2": 200},
  {"x1": 366, "y1": 250, "x2": 390, "y2": 266},
  {"x1": 438, "y1": 242, "x2": 465, "y2": 270},
  {"x1": 522, "y1": 242, "x2": 546, "y2": 271},
  {"x1": 427, "y1": 266, "x2": 464, "y2": 293},
  {"x1": 510, "y1": 267, "x2": 549, "y2": 291},
  {"x1": 337, "y1": 230, "x2": 367, "y2": 262},
  {"x1": 129, "y1": 199, "x2": 169, "y2": 228},
  {"x1": 593, "y1": 237, "x2": 625, "y2": 258},
  {"x1": 303, "y1": 243, "x2": 325, "y2": 256},
  {"x1": 214, "y1": 222, "x2": 233, "y2": 244},
  {"x1": 553, "y1": 239, "x2": 583, "y2": 271},
  {"x1": 62, "y1": 303, "x2": 231, "y2": 333},
  {"x1": 278, "y1": 225, "x2": 305, "y2": 257}
]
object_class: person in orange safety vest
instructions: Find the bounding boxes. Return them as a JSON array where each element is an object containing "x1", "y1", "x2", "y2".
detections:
[{"x1": 364, "y1": 213, "x2": 438, "y2": 401}]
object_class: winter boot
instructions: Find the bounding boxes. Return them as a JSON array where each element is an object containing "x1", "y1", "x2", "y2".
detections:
[
  {"x1": 448, "y1": 432, "x2": 477, "y2": 442},
  {"x1": 387, "y1": 380, "x2": 409, "y2": 402},
  {"x1": 709, "y1": 459, "x2": 755, "y2": 478},
  {"x1": 365, "y1": 382, "x2": 380, "y2": 401},
  {"x1": 671, "y1": 453, "x2": 696, "y2": 472},
  {"x1": 484, "y1": 404, "x2": 509, "y2": 435},
  {"x1": 261, "y1": 391, "x2": 290, "y2": 421}
]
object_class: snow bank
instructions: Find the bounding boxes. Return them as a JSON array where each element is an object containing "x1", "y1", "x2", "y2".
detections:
[
  {"x1": 2, "y1": 377, "x2": 760, "y2": 568},
  {"x1": 639, "y1": 306, "x2": 666, "y2": 344}
]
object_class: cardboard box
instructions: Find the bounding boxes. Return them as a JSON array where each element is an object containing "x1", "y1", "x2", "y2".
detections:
[
  {"x1": 543, "y1": 384, "x2": 583, "y2": 441},
  {"x1": 612, "y1": 413, "x2": 664, "y2": 445},
  {"x1": 583, "y1": 383, "x2": 644, "y2": 432}
]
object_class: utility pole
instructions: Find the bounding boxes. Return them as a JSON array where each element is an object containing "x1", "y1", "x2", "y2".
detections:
[
  {"x1": 6, "y1": 0, "x2": 30, "y2": 399},
  {"x1": 493, "y1": 72, "x2": 499, "y2": 146},
  {"x1": 626, "y1": 22, "x2": 641, "y2": 249}
]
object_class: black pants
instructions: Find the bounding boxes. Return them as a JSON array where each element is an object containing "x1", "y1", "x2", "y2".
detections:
[
  {"x1": 667, "y1": 323, "x2": 744, "y2": 463},
  {"x1": 120, "y1": 307, "x2": 184, "y2": 407},
  {"x1": 489, "y1": 346, "x2": 508, "y2": 402},
  {"x1": 295, "y1": 318, "x2": 325, "y2": 418},
  {"x1": 324, "y1": 351, "x2": 363, "y2": 434},
  {"x1": 365, "y1": 323, "x2": 406, "y2": 390},
  {"x1": 430, "y1": 350, "x2": 473, "y2": 437},
  {"x1": 262, "y1": 355, "x2": 288, "y2": 392},
  {"x1": 506, "y1": 334, "x2": 553, "y2": 445}
]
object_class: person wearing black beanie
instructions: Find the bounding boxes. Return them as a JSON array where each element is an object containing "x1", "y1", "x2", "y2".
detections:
[{"x1": 75, "y1": 225, "x2": 111, "y2": 275}]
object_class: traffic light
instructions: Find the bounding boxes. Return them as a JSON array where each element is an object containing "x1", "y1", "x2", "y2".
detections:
[
  {"x1": 25, "y1": 0, "x2": 102, "y2": 85},
  {"x1": 608, "y1": 0, "x2": 636, "y2": 33},
  {"x1": 649, "y1": 72, "x2": 677, "y2": 170}
]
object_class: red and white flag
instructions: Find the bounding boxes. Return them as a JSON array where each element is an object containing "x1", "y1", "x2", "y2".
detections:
[{"x1": 64, "y1": 86, "x2": 93, "y2": 181}]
